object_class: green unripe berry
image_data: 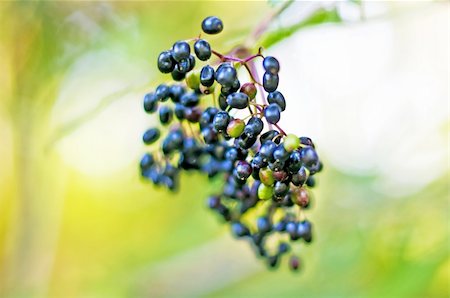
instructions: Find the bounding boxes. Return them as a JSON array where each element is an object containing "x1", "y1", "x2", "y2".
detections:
[
  {"x1": 240, "y1": 82, "x2": 257, "y2": 99},
  {"x1": 226, "y1": 119, "x2": 245, "y2": 138},
  {"x1": 185, "y1": 70, "x2": 200, "y2": 90},
  {"x1": 259, "y1": 168, "x2": 275, "y2": 186},
  {"x1": 283, "y1": 134, "x2": 300, "y2": 152},
  {"x1": 258, "y1": 183, "x2": 273, "y2": 200},
  {"x1": 200, "y1": 82, "x2": 215, "y2": 95}
]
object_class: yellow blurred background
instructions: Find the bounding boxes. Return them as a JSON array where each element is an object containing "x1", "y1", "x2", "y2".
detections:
[{"x1": 0, "y1": 1, "x2": 448, "y2": 297}]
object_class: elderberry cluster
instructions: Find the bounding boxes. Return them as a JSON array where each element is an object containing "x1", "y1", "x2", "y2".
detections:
[{"x1": 140, "y1": 16, "x2": 323, "y2": 271}]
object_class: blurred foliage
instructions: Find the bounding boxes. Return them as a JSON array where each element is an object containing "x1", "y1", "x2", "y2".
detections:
[
  {"x1": 259, "y1": 7, "x2": 342, "y2": 49},
  {"x1": 0, "y1": 1, "x2": 448, "y2": 298}
]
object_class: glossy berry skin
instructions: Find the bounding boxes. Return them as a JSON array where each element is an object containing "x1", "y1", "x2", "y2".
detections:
[
  {"x1": 200, "y1": 65, "x2": 215, "y2": 87},
  {"x1": 263, "y1": 56, "x2": 280, "y2": 74},
  {"x1": 143, "y1": 93, "x2": 158, "y2": 113},
  {"x1": 287, "y1": 150, "x2": 302, "y2": 174},
  {"x1": 235, "y1": 160, "x2": 252, "y2": 180},
  {"x1": 187, "y1": 55, "x2": 196, "y2": 72},
  {"x1": 159, "y1": 106, "x2": 173, "y2": 125},
  {"x1": 273, "y1": 144, "x2": 290, "y2": 162},
  {"x1": 175, "y1": 58, "x2": 191, "y2": 74},
  {"x1": 184, "y1": 107, "x2": 202, "y2": 123},
  {"x1": 157, "y1": 51, "x2": 175, "y2": 73},
  {"x1": 260, "y1": 130, "x2": 279, "y2": 144},
  {"x1": 213, "y1": 111, "x2": 230, "y2": 132},
  {"x1": 169, "y1": 85, "x2": 185, "y2": 103},
  {"x1": 194, "y1": 39, "x2": 211, "y2": 61},
  {"x1": 174, "y1": 103, "x2": 185, "y2": 120},
  {"x1": 172, "y1": 41, "x2": 190, "y2": 62},
  {"x1": 215, "y1": 64, "x2": 237, "y2": 86},
  {"x1": 180, "y1": 92, "x2": 199, "y2": 107},
  {"x1": 263, "y1": 72, "x2": 279, "y2": 92},
  {"x1": 142, "y1": 128, "x2": 160, "y2": 145},
  {"x1": 259, "y1": 141, "x2": 277, "y2": 162},
  {"x1": 267, "y1": 91, "x2": 286, "y2": 111},
  {"x1": 300, "y1": 147, "x2": 319, "y2": 168},
  {"x1": 264, "y1": 103, "x2": 281, "y2": 124},
  {"x1": 201, "y1": 16, "x2": 224, "y2": 34},
  {"x1": 221, "y1": 78, "x2": 240, "y2": 96},
  {"x1": 299, "y1": 136, "x2": 315, "y2": 148},
  {"x1": 244, "y1": 117, "x2": 264, "y2": 137},
  {"x1": 201, "y1": 126, "x2": 218, "y2": 144},
  {"x1": 155, "y1": 84, "x2": 170, "y2": 101},
  {"x1": 226, "y1": 92, "x2": 249, "y2": 109},
  {"x1": 291, "y1": 166, "x2": 309, "y2": 186},
  {"x1": 171, "y1": 68, "x2": 185, "y2": 81},
  {"x1": 237, "y1": 133, "x2": 257, "y2": 149},
  {"x1": 218, "y1": 93, "x2": 228, "y2": 110},
  {"x1": 274, "y1": 181, "x2": 289, "y2": 197}
]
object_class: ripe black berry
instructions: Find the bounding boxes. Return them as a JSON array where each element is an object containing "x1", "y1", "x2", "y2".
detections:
[
  {"x1": 244, "y1": 117, "x2": 264, "y2": 137},
  {"x1": 264, "y1": 103, "x2": 281, "y2": 124},
  {"x1": 213, "y1": 111, "x2": 230, "y2": 132},
  {"x1": 201, "y1": 16, "x2": 224, "y2": 34},
  {"x1": 159, "y1": 106, "x2": 173, "y2": 125},
  {"x1": 172, "y1": 41, "x2": 190, "y2": 62},
  {"x1": 263, "y1": 72, "x2": 279, "y2": 92},
  {"x1": 200, "y1": 65, "x2": 215, "y2": 87},
  {"x1": 155, "y1": 84, "x2": 170, "y2": 101},
  {"x1": 215, "y1": 64, "x2": 237, "y2": 86},
  {"x1": 157, "y1": 51, "x2": 175, "y2": 73},
  {"x1": 171, "y1": 68, "x2": 185, "y2": 81},
  {"x1": 267, "y1": 91, "x2": 286, "y2": 111},
  {"x1": 194, "y1": 39, "x2": 212, "y2": 61},
  {"x1": 143, "y1": 93, "x2": 158, "y2": 113},
  {"x1": 300, "y1": 147, "x2": 319, "y2": 168},
  {"x1": 169, "y1": 85, "x2": 185, "y2": 103},
  {"x1": 263, "y1": 56, "x2": 280, "y2": 74},
  {"x1": 226, "y1": 92, "x2": 249, "y2": 109},
  {"x1": 142, "y1": 128, "x2": 160, "y2": 145}
]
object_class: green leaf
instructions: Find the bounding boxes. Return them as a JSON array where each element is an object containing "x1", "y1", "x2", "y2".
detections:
[{"x1": 259, "y1": 7, "x2": 342, "y2": 49}]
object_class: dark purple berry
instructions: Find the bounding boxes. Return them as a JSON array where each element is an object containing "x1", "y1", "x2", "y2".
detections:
[
  {"x1": 264, "y1": 103, "x2": 281, "y2": 124},
  {"x1": 157, "y1": 51, "x2": 175, "y2": 73},
  {"x1": 172, "y1": 41, "x2": 190, "y2": 62},
  {"x1": 142, "y1": 128, "x2": 160, "y2": 144},
  {"x1": 200, "y1": 65, "x2": 215, "y2": 87},
  {"x1": 201, "y1": 16, "x2": 224, "y2": 34},
  {"x1": 194, "y1": 39, "x2": 212, "y2": 61},
  {"x1": 263, "y1": 72, "x2": 279, "y2": 92},
  {"x1": 159, "y1": 106, "x2": 173, "y2": 125},
  {"x1": 226, "y1": 92, "x2": 249, "y2": 109},
  {"x1": 263, "y1": 56, "x2": 280, "y2": 74},
  {"x1": 267, "y1": 91, "x2": 286, "y2": 111}
]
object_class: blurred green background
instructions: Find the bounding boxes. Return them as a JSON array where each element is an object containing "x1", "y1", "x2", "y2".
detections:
[{"x1": 0, "y1": 1, "x2": 448, "y2": 297}]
